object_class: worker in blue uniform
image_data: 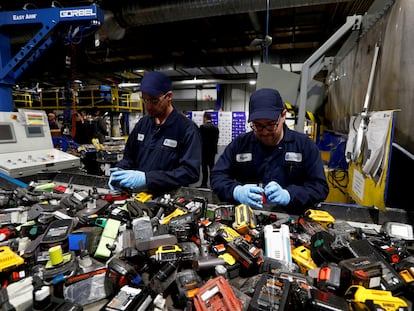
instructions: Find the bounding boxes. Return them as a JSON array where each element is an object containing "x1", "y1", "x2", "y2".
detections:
[
  {"x1": 109, "y1": 71, "x2": 202, "y2": 196},
  {"x1": 211, "y1": 88, "x2": 328, "y2": 213}
]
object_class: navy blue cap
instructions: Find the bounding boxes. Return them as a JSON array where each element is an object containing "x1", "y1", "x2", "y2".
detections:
[
  {"x1": 248, "y1": 88, "x2": 285, "y2": 122},
  {"x1": 140, "y1": 71, "x2": 172, "y2": 97}
]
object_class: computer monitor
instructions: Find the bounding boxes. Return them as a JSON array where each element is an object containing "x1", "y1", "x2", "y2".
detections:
[{"x1": 0, "y1": 123, "x2": 17, "y2": 144}]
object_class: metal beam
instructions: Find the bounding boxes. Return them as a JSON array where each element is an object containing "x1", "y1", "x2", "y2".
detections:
[
  {"x1": 295, "y1": 15, "x2": 362, "y2": 133},
  {"x1": 117, "y1": 0, "x2": 353, "y2": 27},
  {"x1": 0, "y1": 4, "x2": 104, "y2": 111}
]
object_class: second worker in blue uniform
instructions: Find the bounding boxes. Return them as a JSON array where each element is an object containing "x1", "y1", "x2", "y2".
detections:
[{"x1": 211, "y1": 88, "x2": 328, "y2": 214}]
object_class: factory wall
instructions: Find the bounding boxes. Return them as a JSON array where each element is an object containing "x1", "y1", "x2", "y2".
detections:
[{"x1": 325, "y1": 0, "x2": 414, "y2": 155}]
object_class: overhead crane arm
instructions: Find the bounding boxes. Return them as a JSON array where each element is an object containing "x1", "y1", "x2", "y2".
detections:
[
  {"x1": 294, "y1": 15, "x2": 362, "y2": 133},
  {"x1": 0, "y1": 4, "x2": 104, "y2": 112}
]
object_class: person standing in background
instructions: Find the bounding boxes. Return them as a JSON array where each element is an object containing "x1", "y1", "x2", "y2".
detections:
[
  {"x1": 47, "y1": 112, "x2": 59, "y2": 130},
  {"x1": 92, "y1": 107, "x2": 109, "y2": 143},
  {"x1": 73, "y1": 109, "x2": 95, "y2": 144},
  {"x1": 199, "y1": 112, "x2": 219, "y2": 188}
]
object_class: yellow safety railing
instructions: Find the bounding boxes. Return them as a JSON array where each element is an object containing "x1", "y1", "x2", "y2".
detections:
[{"x1": 12, "y1": 86, "x2": 143, "y2": 112}]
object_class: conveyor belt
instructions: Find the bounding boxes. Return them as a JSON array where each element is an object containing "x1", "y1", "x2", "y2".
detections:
[{"x1": 0, "y1": 172, "x2": 27, "y2": 190}]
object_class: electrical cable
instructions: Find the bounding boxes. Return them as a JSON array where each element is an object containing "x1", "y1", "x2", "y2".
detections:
[{"x1": 327, "y1": 169, "x2": 348, "y2": 195}]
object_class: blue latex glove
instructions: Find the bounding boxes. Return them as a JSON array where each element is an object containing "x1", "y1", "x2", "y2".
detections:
[
  {"x1": 233, "y1": 184, "x2": 264, "y2": 209},
  {"x1": 264, "y1": 181, "x2": 290, "y2": 206},
  {"x1": 109, "y1": 169, "x2": 146, "y2": 189},
  {"x1": 108, "y1": 168, "x2": 122, "y2": 190}
]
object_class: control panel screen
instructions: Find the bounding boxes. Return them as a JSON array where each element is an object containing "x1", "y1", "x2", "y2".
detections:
[
  {"x1": 0, "y1": 123, "x2": 17, "y2": 143},
  {"x1": 25, "y1": 125, "x2": 44, "y2": 138}
]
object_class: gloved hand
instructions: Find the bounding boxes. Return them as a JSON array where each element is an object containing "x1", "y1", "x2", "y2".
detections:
[
  {"x1": 109, "y1": 169, "x2": 146, "y2": 189},
  {"x1": 264, "y1": 181, "x2": 290, "y2": 206},
  {"x1": 108, "y1": 168, "x2": 122, "y2": 190},
  {"x1": 233, "y1": 184, "x2": 264, "y2": 209}
]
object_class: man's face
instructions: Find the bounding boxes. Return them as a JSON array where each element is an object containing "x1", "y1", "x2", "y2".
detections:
[
  {"x1": 251, "y1": 111, "x2": 285, "y2": 146},
  {"x1": 142, "y1": 92, "x2": 171, "y2": 117}
]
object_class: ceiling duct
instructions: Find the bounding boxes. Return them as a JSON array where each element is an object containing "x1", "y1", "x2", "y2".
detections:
[
  {"x1": 98, "y1": 11, "x2": 126, "y2": 41},
  {"x1": 115, "y1": 0, "x2": 352, "y2": 27}
]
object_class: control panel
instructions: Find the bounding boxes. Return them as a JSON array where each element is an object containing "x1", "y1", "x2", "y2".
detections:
[{"x1": 0, "y1": 109, "x2": 80, "y2": 178}]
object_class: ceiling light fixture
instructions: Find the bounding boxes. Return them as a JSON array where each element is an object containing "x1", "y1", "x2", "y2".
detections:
[{"x1": 118, "y1": 82, "x2": 139, "y2": 88}]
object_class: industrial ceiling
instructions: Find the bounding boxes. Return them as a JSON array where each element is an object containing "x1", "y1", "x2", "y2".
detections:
[{"x1": 0, "y1": 0, "x2": 376, "y2": 88}]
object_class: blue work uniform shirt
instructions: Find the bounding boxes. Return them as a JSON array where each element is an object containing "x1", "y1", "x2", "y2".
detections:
[
  {"x1": 116, "y1": 109, "x2": 201, "y2": 195},
  {"x1": 211, "y1": 124, "x2": 328, "y2": 212}
]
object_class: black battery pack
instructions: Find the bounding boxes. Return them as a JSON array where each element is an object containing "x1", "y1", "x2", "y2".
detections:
[
  {"x1": 339, "y1": 256, "x2": 382, "y2": 292},
  {"x1": 40, "y1": 219, "x2": 74, "y2": 251},
  {"x1": 248, "y1": 273, "x2": 290, "y2": 311},
  {"x1": 310, "y1": 231, "x2": 342, "y2": 265},
  {"x1": 309, "y1": 288, "x2": 349, "y2": 311},
  {"x1": 348, "y1": 239, "x2": 405, "y2": 294}
]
